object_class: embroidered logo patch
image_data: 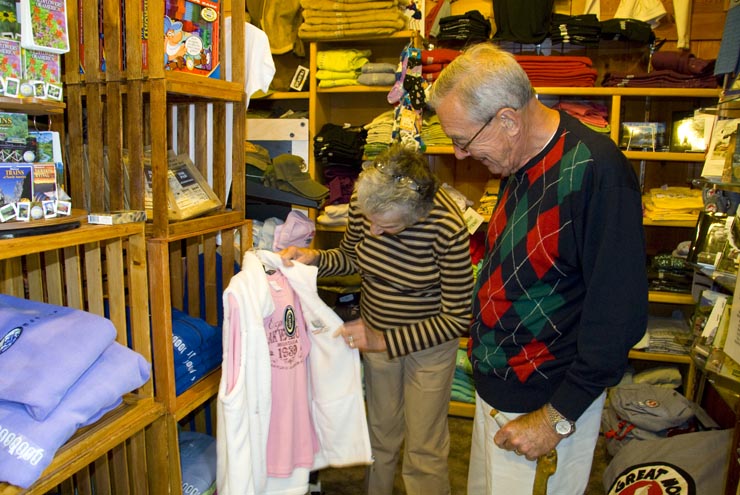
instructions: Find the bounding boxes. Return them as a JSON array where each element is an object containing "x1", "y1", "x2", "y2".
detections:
[
  {"x1": 0, "y1": 327, "x2": 22, "y2": 354},
  {"x1": 284, "y1": 306, "x2": 296, "y2": 337},
  {"x1": 607, "y1": 461, "x2": 695, "y2": 495}
]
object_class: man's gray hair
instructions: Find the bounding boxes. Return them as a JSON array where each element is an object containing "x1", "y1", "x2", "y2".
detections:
[{"x1": 427, "y1": 42, "x2": 535, "y2": 124}]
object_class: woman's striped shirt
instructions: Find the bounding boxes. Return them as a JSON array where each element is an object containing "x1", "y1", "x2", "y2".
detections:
[{"x1": 317, "y1": 187, "x2": 474, "y2": 358}]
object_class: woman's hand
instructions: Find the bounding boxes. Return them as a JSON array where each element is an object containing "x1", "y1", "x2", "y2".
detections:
[
  {"x1": 340, "y1": 318, "x2": 387, "y2": 353},
  {"x1": 278, "y1": 246, "x2": 319, "y2": 266}
]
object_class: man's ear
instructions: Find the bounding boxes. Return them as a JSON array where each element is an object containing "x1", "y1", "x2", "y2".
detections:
[{"x1": 498, "y1": 108, "x2": 517, "y2": 130}]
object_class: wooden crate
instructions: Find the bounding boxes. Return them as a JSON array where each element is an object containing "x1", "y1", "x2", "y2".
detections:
[{"x1": 0, "y1": 223, "x2": 170, "y2": 494}]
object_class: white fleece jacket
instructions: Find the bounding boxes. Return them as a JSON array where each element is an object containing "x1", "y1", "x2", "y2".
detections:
[{"x1": 217, "y1": 250, "x2": 371, "y2": 495}]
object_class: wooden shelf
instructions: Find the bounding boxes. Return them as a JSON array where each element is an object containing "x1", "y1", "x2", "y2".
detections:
[
  {"x1": 648, "y1": 291, "x2": 695, "y2": 305},
  {"x1": 536, "y1": 87, "x2": 720, "y2": 98},
  {"x1": 260, "y1": 91, "x2": 310, "y2": 100},
  {"x1": 628, "y1": 349, "x2": 692, "y2": 364},
  {"x1": 449, "y1": 401, "x2": 475, "y2": 418},
  {"x1": 317, "y1": 85, "x2": 393, "y2": 94},
  {"x1": 0, "y1": 398, "x2": 165, "y2": 495},
  {"x1": 173, "y1": 370, "x2": 221, "y2": 422},
  {"x1": 624, "y1": 151, "x2": 707, "y2": 162},
  {"x1": 0, "y1": 97, "x2": 65, "y2": 114},
  {"x1": 0, "y1": 221, "x2": 143, "y2": 258},
  {"x1": 643, "y1": 218, "x2": 698, "y2": 228},
  {"x1": 144, "y1": 210, "x2": 247, "y2": 241},
  {"x1": 162, "y1": 72, "x2": 245, "y2": 102}
]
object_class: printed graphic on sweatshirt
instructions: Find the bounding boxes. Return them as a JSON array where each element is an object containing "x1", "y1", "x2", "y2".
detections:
[{"x1": 266, "y1": 305, "x2": 307, "y2": 370}]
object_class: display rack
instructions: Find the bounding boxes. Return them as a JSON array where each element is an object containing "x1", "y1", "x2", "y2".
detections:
[
  {"x1": 0, "y1": 222, "x2": 168, "y2": 494},
  {"x1": 63, "y1": 0, "x2": 248, "y2": 491}
]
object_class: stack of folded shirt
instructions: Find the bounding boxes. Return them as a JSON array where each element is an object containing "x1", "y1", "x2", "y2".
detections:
[
  {"x1": 436, "y1": 10, "x2": 491, "y2": 43},
  {"x1": 600, "y1": 18, "x2": 655, "y2": 44},
  {"x1": 647, "y1": 253, "x2": 694, "y2": 294},
  {"x1": 477, "y1": 179, "x2": 501, "y2": 218},
  {"x1": 363, "y1": 110, "x2": 396, "y2": 159},
  {"x1": 642, "y1": 186, "x2": 703, "y2": 223},
  {"x1": 632, "y1": 314, "x2": 692, "y2": 355},
  {"x1": 420, "y1": 47, "x2": 460, "y2": 82},
  {"x1": 315, "y1": 49, "x2": 371, "y2": 88},
  {"x1": 172, "y1": 307, "x2": 222, "y2": 395},
  {"x1": 552, "y1": 100, "x2": 610, "y2": 134},
  {"x1": 318, "y1": 203, "x2": 350, "y2": 227},
  {"x1": 314, "y1": 122, "x2": 367, "y2": 167},
  {"x1": 0, "y1": 295, "x2": 150, "y2": 489},
  {"x1": 549, "y1": 13, "x2": 601, "y2": 46},
  {"x1": 514, "y1": 54, "x2": 598, "y2": 87},
  {"x1": 358, "y1": 62, "x2": 397, "y2": 86},
  {"x1": 298, "y1": 0, "x2": 407, "y2": 41},
  {"x1": 451, "y1": 348, "x2": 475, "y2": 404},
  {"x1": 421, "y1": 113, "x2": 452, "y2": 147},
  {"x1": 603, "y1": 70, "x2": 719, "y2": 89},
  {"x1": 179, "y1": 431, "x2": 217, "y2": 495},
  {"x1": 603, "y1": 50, "x2": 718, "y2": 88}
]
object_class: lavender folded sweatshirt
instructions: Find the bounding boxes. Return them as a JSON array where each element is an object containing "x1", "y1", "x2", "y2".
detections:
[{"x1": 0, "y1": 295, "x2": 117, "y2": 421}]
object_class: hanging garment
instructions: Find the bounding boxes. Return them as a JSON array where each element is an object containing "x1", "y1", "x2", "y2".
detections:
[{"x1": 217, "y1": 250, "x2": 371, "y2": 495}]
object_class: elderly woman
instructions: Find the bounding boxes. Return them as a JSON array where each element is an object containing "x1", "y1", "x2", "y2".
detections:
[{"x1": 279, "y1": 143, "x2": 473, "y2": 495}]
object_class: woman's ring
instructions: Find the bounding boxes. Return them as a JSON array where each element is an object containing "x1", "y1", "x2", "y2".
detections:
[
  {"x1": 348, "y1": 335, "x2": 354, "y2": 347},
  {"x1": 514, "y1": 449, "x2": 521, "y2": 456}
]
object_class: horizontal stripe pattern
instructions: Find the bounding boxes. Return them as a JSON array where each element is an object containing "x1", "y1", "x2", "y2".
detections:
[{"x1": 319, "y1": 188, "x2": 474, "y2": 357}]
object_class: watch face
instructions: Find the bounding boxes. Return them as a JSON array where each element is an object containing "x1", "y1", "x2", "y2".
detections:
[{"x1": 555, "y1": 420, "x2": 572, "y2": 435}]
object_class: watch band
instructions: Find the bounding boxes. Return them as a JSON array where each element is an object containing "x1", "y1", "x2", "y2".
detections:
[{"x1": 545, "y1": 403, "x2": 575, "y2": 437}]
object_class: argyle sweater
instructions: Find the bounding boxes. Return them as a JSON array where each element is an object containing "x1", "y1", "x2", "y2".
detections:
[
  {"x1": 317, "y1": 187, "x2": 474, "y2": 358},
  {"x1": 471, "y1": 112, "x2": 647, "y2": 421}
]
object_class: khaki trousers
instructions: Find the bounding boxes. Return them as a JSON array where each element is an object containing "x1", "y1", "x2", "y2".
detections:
[{"x1": 363, "y1": 339, "x2": 458, "y2": 495}]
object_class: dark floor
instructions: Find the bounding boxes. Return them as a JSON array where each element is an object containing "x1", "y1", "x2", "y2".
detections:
[{"x1": 317, "y1": 415, "x2": 610, "y2": 494}]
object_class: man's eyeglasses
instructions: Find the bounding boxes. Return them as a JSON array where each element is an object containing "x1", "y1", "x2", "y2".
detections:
[
  {"x1": 454, "y1": 113, "x2": 496, "y2": 152},
  {"x1": 363, "y1": 161, "x2": 421, "y2": 192}
]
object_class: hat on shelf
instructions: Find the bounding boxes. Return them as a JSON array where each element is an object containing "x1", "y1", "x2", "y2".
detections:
[
  {"x1": 245, "y1": 141, "x2": 271, "y2": 183},
  {"x1": 271, "y1": 154, "x2": 329, "y2": 201}
]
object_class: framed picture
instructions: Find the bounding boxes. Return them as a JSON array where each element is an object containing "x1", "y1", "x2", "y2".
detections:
[
  {"x1": 670, "y1": 111, "x2": 713, "y2": 152},
  {"x1": 620, "y1": 122, "x2": 667, "y2": 151},
  {"x1": 687, "y1": 211, "x2": 733, "y2": 269}
]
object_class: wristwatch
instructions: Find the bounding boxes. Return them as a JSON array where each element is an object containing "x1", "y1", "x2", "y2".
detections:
[{"x1": 545, "y1": 403, "x2": 576, "y2": 437}]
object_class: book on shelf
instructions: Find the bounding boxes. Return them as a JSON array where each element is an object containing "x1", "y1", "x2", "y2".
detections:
[
  {"x1": 29, "y1": 130, "x2": 64, "y2": 193},
  {"x1": 0, "y1": 162, "x2": 32, "y2": 204},
  {"x1": 22, "y1": 47, "x2": 61, "y2": 99},
  {"x1": 30, "y1": 161, "x2": 56, "y2": 200},
  {"x1": 0, "y1": 111, "x2": 31, "y2": 162},
  {"x1": 0, "y1": 37, "x2": 23, "y2": 97},
  {"x1": 132, "y1": 150, "x2": 222, "y2": 221},
  {"x1": 19, "y1": 0, "x2": 70, "y2": 54}
]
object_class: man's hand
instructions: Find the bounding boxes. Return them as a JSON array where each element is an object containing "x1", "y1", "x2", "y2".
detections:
[{"x1": 493, "y1": 406, "x2": 561, "y2": 461}]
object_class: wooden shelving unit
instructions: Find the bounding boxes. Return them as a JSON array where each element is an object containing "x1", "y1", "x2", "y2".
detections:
[
  {"x1": 0, "y1": 223, "x2": 168, "y2": 494},
  {"x1": 62, "y1": 0, "x2": 248, "y2": 491}
]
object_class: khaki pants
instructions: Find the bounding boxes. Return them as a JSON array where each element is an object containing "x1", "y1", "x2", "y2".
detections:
[{"x1": 363, "y1": 339, "x2": 458, "y2": 495}]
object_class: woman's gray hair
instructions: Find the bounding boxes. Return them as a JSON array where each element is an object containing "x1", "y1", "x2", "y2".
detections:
[
  {"x1": 427, "y1": 42, "x2": 535, "y2": 124},
  {"x1": 356, "y1": 143, "x2": 439, "y2": 225}
]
